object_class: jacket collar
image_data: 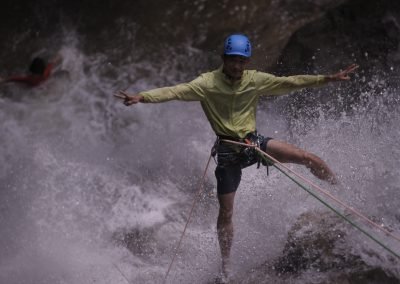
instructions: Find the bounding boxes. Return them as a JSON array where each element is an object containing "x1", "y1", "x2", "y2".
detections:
[{"x1": 217, "y1": 65, "x2": 246, "y2": 86}]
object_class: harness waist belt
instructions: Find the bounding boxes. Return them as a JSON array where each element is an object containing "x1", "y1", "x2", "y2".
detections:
[{"x1": 217, "y1": 135, "x2": 244, "y2": 142}]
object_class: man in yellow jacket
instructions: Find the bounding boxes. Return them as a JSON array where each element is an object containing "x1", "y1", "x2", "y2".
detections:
[{"x1": 115, "y1": 34, "x2": 358, "y2": 281}]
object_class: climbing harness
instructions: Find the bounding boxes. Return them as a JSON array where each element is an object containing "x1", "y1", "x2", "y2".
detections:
[{"x1": 212, "y1": 131, "x2": 272, "y2": 173}]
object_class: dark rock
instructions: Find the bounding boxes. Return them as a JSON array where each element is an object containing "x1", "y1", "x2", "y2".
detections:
[
  {"x1": 113, "y1": 226, "x2": 157, "y2": 256},
  {"x1": 236, "y1": 210, "x2": 400, "y2": 284},
  {"x1": 275, "y1": 211, "x2": 359, "y2": 274}
]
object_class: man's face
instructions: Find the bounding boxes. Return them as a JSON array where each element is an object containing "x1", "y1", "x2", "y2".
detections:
[{"x1": 222, "y1": 55, "x2": 250, "y2": 81}]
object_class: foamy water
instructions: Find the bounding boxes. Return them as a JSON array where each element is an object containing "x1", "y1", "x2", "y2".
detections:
[{"x1": 0, "y1": 29, "x2": 399, "y2": 284}]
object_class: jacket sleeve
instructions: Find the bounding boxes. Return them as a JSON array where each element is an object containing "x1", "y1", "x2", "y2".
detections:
[
  {"x1": 43, "y1": 63, "x2": 54, "y2": 79},
  {"x1": 6, "y1": 76, "x2": 30, "y2": 83},
  {"x1": 254, "y1": 72, "x2": 328, "y2": 97},
  {"x1": 139, "y1": 74, "x2": 207, "y2": 103}
]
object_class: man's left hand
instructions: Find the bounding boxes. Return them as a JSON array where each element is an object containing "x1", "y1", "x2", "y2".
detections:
[{"x1": 327, "y1": 64, "x2": 359, "y2": 81}]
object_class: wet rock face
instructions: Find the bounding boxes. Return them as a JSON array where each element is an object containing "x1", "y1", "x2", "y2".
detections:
[
  {"x1": 269, "y1": 0, "x2": 400, "y2": 126},
  {"x1": 124, "y1": 0, "x2": 349, "y2": 69},
  {"x1": 274, "y1": 211, "x2": 357, "y2": 274},
  {"x1": 1, "y1": 0, "x2": 399, "y2": 75},
  {"x1": 0, "y1": 0, "x2": 346, "y2": 69},
  {"x1": 234, "y1": 211, "x2": 399, "y2": 284},
  {"x1": 113, "y1": 227, "x2": 158, "y2": 256},
  {"x1": 273, "y1": 0, "x2": 400, "y2": 75},
  {"x1": 273, "y1": 211, "x2": 400, "y2": 284}
]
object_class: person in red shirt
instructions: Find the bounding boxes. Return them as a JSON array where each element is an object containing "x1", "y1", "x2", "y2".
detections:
[{"x1": 0, "y1": 54, "x2": 62, "y2": 87}]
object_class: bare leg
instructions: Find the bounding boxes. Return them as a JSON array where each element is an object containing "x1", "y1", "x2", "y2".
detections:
[
  {"x1": 217, "y1": 191, "x2": 236, "y2": 279},
  {"x1": 266, "y1": 139, "x2": 337, "y2": 184}
]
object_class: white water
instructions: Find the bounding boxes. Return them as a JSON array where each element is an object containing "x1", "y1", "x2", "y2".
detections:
[{"x1": 0, "y1": 32, "x2": 399, "y2": 284}]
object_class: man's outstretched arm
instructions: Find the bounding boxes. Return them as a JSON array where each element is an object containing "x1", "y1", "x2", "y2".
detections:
[
  {"x1": 113, "y1": 75, "x2": 208, "y2": 106},
  {"x1": 258, "y1": 64, "x2": 359, "y2": 97}
]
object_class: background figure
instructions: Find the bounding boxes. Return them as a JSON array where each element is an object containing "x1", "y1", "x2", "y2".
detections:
[{"x1": 0, "y1": 54, "x2": 62, "y2": 87}]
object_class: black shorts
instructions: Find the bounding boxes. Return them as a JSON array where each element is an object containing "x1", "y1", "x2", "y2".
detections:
[{"x1": 214, "y1": 133, "x2": 273, "y2": 195}]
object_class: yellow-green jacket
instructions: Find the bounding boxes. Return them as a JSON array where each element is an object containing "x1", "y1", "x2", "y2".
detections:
[{"x1": 140, "y1": 67, "x2": 328, "y2": 138}]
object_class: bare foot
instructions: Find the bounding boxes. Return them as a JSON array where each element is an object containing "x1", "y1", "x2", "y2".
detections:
[
  {"x1": 214, "y1": 273, "x2": 230, "y2": 284},
  {"x1": 327, "y1": 175, "x2": 338, "y2": 185},
  {"x1": 309, "y1": 167, "x2": 337, "y2": 184},
  {"x1": 220, "y1": 258, "x2": 232, "y2": 283}
]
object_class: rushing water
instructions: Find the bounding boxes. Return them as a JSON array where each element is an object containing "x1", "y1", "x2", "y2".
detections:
[{"x1": 1, "y1": 9, "x2": 400, "y2": 284}]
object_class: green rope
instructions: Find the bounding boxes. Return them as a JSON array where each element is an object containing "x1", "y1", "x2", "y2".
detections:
[{"x1": 258, "y1": 152, "x2": 400, "y2": 260}]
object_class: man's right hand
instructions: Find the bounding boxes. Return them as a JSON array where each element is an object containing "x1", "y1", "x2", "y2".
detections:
[{"x1": 113, "y1": 90, "x2": 144, "y2": 106}]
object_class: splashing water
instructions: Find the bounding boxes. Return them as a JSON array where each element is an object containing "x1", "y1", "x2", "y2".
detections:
[{"x1": 1, "y1": 27, "x2": 399, "y2": 284}]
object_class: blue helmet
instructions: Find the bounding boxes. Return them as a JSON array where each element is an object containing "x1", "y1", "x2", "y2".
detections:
[{"x1": 224, "y1": 34, "x2": 252, "y2": 57}]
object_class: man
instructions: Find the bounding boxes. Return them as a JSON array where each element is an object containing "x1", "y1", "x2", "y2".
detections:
[
  {"x1": 0, "y1": 54, "x2": 62, "y2": 87},
  {"x1": 114, "y1": 34, "x2": 358, "y2": 280}
]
